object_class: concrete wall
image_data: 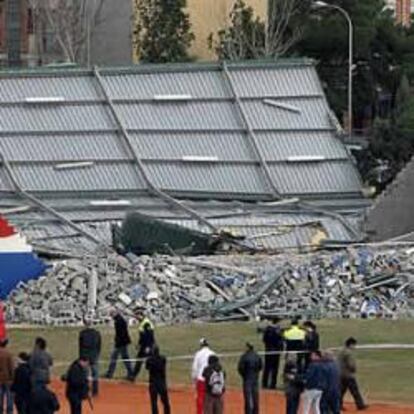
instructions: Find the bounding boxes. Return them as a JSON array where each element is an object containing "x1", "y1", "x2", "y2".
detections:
[
  {"x1": 90, "y1": 0, "x2": 133, "y2": 66},
  {"x1": 187, "y1": 0, "x2": 267, "y2": 61}
]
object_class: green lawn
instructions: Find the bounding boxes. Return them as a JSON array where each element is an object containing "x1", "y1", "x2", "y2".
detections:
[{"x1": 9, "y1": 319, "x2": 414, "y2": 404}]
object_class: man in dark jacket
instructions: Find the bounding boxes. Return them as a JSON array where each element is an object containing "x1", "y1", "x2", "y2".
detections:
[
  {"x1": 238, "y1": 342, "x2": 262, "y2": 414},
  {"x1": 29, "y1": 337, "x2": 53, "y2": 387},
  {"x1": 203, "y1": 354, "x2": 225, "y2": 414},
  {"x1": 30, "y1": 382, "x2": 60, "y2": 414},
  {"x1": 65, "y1": 356, "x2": 89, "y2": 414},
  {"x1": 79, "y1": 318, "x2": 101, "y2": 396},
  {"x1": 104, "y1": 310, "x2": 134, "y2": 380},
  {"x1": 261, "y1": 318, "x2": 284, "y2": 389},
  {"x1": 11, "y1": 352, "x2": 31, "y2": 414},
  {"x1": 283, "y1": 356, "x2": 303, "y2": 414},
  {"x1": 302, "y1": 351, "x2": 326, "y2": 414},
  {"x1": 320, "y1": 351, "x2": 340, "y2": 414},
  {"x1": 145, "y1": 346, "x2": 170, "y2": 414},
  {"x1": 337, "y1": 338, "x2": 368, "y2": 411},
  {"x1": 133, "y1": 310, "x2": 155, "y2": 379},
  {"x1": 303, "y1": 321, "x2": 320, "y2": 369}
]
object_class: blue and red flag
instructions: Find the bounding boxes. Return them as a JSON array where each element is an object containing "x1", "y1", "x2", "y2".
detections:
[{"x1": 0, "y1": 216, "x2": 46, "y2": 299}]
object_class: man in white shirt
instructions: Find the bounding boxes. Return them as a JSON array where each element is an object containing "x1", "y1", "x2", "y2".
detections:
[{"x1": 192, "y1": 338, "x2": 215, "y2": 414}]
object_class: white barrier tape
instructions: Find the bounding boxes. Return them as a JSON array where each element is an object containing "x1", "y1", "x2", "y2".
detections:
[{"x1": 50, "y1": 343, "x2": 414, "y2": 369}]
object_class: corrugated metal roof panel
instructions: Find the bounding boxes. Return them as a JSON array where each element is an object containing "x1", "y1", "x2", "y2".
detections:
[
  {"x1": 242, "y1": 98, "x2": 332, "y2": 130},
  {"x1": 0, "y1": 75, "x2": 98, "y2": 102},
  {"x1": 117, "y1": 101, "x2": 240, "y2": 130},
  {"x1": 0, "y1": 104, "x2": 114, "y2": 132},
  {"x1": 230, "y1": 66, "x2": 323, "y2": 98},
  {"x1": 145, "y1": 162, "x2": 270, "y2": 194},
  {"x1": 130, "y1": 131, "x2": 255, "y2": 161},
  {"x1": 256, "y1": 131, "x2": 348, "y2": 161},
  {"x1": 102, "y1": 70, "x2": 228, "y2": 99},
  {"x1": 11, "y1": 163, "x2": 146, "y2": 192},
  {"x1": 270, "y1": 162, "x2": 362, "y2": 195},
  {"x1": 0, "y1": 133, "x2": 128, "y2": 161}
]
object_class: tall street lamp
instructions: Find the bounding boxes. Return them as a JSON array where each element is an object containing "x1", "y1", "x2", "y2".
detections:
[{"x1": 313, "y1": 1, "x2": 353, "y2": 140}]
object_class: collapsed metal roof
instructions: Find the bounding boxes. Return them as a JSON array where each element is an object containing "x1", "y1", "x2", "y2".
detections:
[{"x1": 0, "y1": 59, "x2": 367, "y2": 253}]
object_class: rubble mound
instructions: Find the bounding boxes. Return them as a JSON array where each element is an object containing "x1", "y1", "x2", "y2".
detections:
[{"x1": 6, "y1": 248, "x2": 414, "y2": 326}]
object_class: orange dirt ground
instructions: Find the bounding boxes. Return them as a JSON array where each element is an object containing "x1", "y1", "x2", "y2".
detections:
[{"x1": 51, "y1": 379, "x2": 414, "y2": 414}]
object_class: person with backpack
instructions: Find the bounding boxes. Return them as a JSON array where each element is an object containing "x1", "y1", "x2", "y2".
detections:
[
  {"x1": 261, "y1": 318, "x2": 284, "y2": 389},
  {"x1": 192, "y1": 338, "x2": 215, "y2": 414},
  {"x1": 145, "y1": 346, "x2": 170, "y2": 414},
  {"x1": 30, "y1": 382, "x2": 60, "y2": 414},
  {"x1": 79, "y1": 317, "x2": 101, "y2": 396},
  {"x1": 203, "y1": 355, "x2": 225, "y2": 414},
  {"x1": 11, "y1": 352, "x2": 31, "y2": 414},
  {"x1": 238, "y1": 342, "x2": 262, "y2": 414},
  {"x1": 64, "y1": 356, "x2": 90, "y2": 414}
]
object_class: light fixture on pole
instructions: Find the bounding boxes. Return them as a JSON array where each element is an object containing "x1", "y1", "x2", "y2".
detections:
[{"x1": 313, "y1": 1, "x2": 353, "y2": 140}]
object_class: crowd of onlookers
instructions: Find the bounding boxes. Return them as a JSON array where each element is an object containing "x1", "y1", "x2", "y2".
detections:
[{"x1": 0, "y1": 310, "x2": 368, "y2": 414}]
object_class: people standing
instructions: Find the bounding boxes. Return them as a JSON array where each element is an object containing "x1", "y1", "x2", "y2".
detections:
[
  {"x1": 337, "y1": 338, "x2": 368, "y2": 411},
  {"x1": 302, "y1": 351, "x2": 325, "y2": 414},
  {"x1": 79, "y1": 317, "x2": 102, "y2": 396},
  {"x1": 11, "y1": 352, "x2": 31, "y2": 414},
  {"x1": 192, "y1": 338, "x2": 215, "y2": 414},
  {"x1": 104, "y1": 309, "x2": 134, "y2": 380},
  {"x1": 0, "y1": 339, "x2": 14, "y2": 414},
  {"x1": 145, "y1": 345, "x2": 171, "y2": 414},
  {"x1": 320, "y1": 351, "x2": 340, "y2": 414},
  {"x1": 283, "y1": 355, "x2": 303, "y2": 414},
  {"x1": 65, "y1": 356, "x2": 90, "y2": 414},
  {"x1": 284, "y1": 318, "x2": 306, "y2": 372},
  {"x1": 29, "y1": 337, "x2": 53, "y2": 387},
  {"x1": 133, "y1": 310, "x2": 155, "y2": 379},
  {"x1": 261, "y1": 318, "x2": 284, "y2": 389},
  {"x1": 203, "y1": 355, "x2": 225, "y2": 414},
  {"x1": 30, "y1": 382, "x2": 60, "y2": 414},
  {"x1": 238, "y1": 342, "x2": 262, "y2": 414},
  {"x1": 303, "y1": 321, "x2": 320, "y2": 369}
]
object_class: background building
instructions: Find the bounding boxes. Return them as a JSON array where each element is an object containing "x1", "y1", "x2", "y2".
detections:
[{"x1": 386, "y1": 0, "x2": 413, "y2": 27}]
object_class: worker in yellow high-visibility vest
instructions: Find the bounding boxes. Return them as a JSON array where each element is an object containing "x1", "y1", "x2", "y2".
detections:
[
  {"x1": 132, "y1": 310, "x2": 155, "y2": 380},
  {"x1": 283, "y1": 318, "x2": 306, "y2": 372}
]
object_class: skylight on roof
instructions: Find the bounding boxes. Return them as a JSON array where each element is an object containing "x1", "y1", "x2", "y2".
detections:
[
  {"x1": 54, "y1": 161, "x2": 95, "y2": 170},
  {"x1": 25, "y1": 96, "x2": 66, "y2": 104},
  {"x1": 153, "y1": 94, "x2": 192, "y2": 101},
  {"x1": 263, "y1": 99, "x2": 301, "y2": 113},
  {"x1": 89, "y1": 200, "x2": 132, "y2": 207},
  {"x1": 287, "y1": 155, "x2": 326, "y2": 162},
  {"x1": 182, "y1": 155, "x2": 219, "y2": 162}
]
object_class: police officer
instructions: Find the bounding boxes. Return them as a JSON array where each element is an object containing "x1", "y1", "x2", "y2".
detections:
[
  {"x1": 261, "y1": 318, "x2": 284, "y2": 389},
  {"x1": 283, "y1": 318, "x2": 306, "y2": 372},
  {"x1": 132, "y1": 310, "x2": 155, "y2": 379}
]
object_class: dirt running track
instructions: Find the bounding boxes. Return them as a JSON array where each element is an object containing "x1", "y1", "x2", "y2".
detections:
[{"x1": 51, "y1": 379, "x2": 414, "y2": 414}]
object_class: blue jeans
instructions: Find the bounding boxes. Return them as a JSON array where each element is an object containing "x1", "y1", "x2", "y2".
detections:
[
  {"x1": 0, "y1": 384, "x2": 13, "y2": 414},
  {"x1": 105, "y1": 346, "x2": 133, "y2": 378}
]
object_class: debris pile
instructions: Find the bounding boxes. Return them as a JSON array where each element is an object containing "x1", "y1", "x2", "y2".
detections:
[{"x1": 6, "y1": 248, "x2": 414, "y2": 326}]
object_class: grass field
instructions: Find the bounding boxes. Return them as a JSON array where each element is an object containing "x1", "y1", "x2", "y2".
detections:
[{"x1": 9, "y1": 319, "x2": 414, "y2": 405}]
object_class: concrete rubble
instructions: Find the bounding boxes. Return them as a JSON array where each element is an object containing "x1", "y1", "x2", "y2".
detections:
[{"x1": 6, "y1": 247, "x2": 414, "y2": 326}]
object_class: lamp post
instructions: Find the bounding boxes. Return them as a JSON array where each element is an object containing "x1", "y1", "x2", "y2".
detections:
[{"x1": 313, "y1": 1, "x2": 353, "y2": 140}]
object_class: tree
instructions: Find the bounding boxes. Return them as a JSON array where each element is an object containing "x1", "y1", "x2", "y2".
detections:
[
  {"x1": 27, "y1": 0, "x2": 106, "y2": 65},
  {"x1": 134, "y1": 0, "x2": 194, "y2": 63},
  {"x1": 208, "y1": 0, "x2": 308, "y2": 60}
]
